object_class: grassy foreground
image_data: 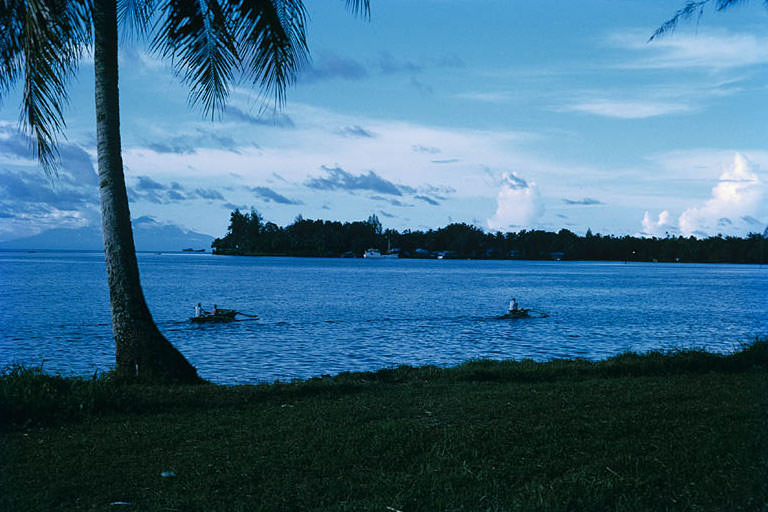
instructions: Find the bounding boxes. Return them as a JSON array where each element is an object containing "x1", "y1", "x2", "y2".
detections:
[{"x1": 2, "y1": 342, "x2": 767, "y2": 512}]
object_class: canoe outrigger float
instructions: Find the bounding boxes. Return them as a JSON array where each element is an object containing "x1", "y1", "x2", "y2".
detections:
[
  {"x1": 501, "y1": 308, "x2": 531, "y2": 319},
  {"x1": 190, "y1": 308, "x2": 258, "y2": 323}
]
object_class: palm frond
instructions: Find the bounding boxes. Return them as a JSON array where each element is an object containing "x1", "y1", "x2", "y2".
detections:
[
  {"x1": 13, "y1": 0, "x2": 90, "y2": 174},
  {"x1": 651, "y1": 0, "x2": 757, "y2": 40},
  {"x1": 0, "y1": 4, "x2": 25, "y2": 104},
  {"x1": 650, "y1": 1, "x2": 710, "y2": 40},
  {"x1": 153, "y1": 0, "x2": 240, "y2": 118},
  {"x1": 232, "y1": 0, "x2": 308, "y2": 106},
  {"x1": 714, "y1": 0, "x2": 751, "y2": 9},
  {"x1": 118, "y1": 0, "x2": 156, "y2": 40},
  {"x1": 344, "y1": 0, "x2": 370, "y2": 20}
]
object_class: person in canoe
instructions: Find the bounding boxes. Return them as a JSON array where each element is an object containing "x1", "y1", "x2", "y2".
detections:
[
  {"x1": 190, "y1": 304, "x2": 240, "y2": 323},
  {"x1": 508, "y1": 298, "x2": 519, "y2": 314},
  {"x1": 194, "y1": 302, "x2": 207, "y2": 318}
]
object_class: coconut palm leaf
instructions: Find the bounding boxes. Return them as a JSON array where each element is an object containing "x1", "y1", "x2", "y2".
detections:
[
  {"x1": 344, "y1": 0, "x2": 370, "y2": 19},
  {"x1": 1, "y1": 0, "x2": 90, "y2": 173},
  {"x1": 151, "y1": 0, "x2": 370, "y2": 114},
  {"x1": 153, "y1": 0, "x2": 240, "y2": 117},
  {"x1": 231, "y1": 0, "x2": 369, "y2": 106},
  {"x1": 118, "y1": 0, "x2": 156, "y2": 39},
  {"x1": 232, "y1": 0, "x2": 307, "y2": 105},
  {"x1": 651, "y1": 0, "x2": 759, "y2": 40},
  {"x1": 0, "y1": 2, "x2": 24, "y2": 95}
]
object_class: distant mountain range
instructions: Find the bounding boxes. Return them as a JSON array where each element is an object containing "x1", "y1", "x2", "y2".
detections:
[{"x1": 0, "y1": 217, "x2": 214, "y2": 252}]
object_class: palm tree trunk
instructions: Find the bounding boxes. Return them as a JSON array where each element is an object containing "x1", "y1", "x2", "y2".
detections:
[{"x1": 93, "y1": 0, "x2": 198, "y2": 382}]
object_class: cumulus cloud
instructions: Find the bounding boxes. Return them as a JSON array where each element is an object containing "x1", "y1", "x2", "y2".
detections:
[
  {"x1": 678, "y1": 153, "x2": 764, "y2": 236},
  {"x1": 641, "y1": 210, "x2": 674, "y2": 237},
  {"x1": 487, "y1": 172, "x2": 544, "y2": 231}
]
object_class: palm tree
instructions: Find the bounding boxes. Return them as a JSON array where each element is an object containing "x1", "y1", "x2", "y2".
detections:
[{"x1": 0, "y1": 0, "x2": 370, "y2": 382}]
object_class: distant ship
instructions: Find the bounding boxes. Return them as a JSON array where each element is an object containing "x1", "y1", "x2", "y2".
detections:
[{"x1": 363, "y1": 248, "x2": 398, "y2": 259}]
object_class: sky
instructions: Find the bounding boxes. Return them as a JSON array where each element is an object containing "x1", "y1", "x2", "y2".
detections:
[{"x1": 1, "y1": 0, "x2": 768, "y2": 242}]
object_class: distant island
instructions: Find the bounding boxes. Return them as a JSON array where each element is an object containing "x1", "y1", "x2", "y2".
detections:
[
  {"x1": 0, "y1": 217, "x2": 214, "y2": 252},
  {"x1": 212, "y1": 210, "x2": 768, "y2": 264}
]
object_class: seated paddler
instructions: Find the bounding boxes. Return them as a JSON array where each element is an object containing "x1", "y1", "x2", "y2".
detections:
[{"x1": 195, "y1": 302, "x2": 207, "y2": 318}]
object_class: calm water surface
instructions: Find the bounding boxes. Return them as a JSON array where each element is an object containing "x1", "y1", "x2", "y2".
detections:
[{"x1": 1, "y1": 251, "x2": 766, "y2": 384}]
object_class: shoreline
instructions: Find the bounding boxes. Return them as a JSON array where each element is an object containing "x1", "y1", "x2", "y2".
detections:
[{"x1": 4, "y1": 248, "x2": 767, "y2": 266}]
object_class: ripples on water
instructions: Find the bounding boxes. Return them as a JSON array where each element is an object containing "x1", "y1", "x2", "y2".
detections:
[{"x1": 1, "y1": 252, "x2": 766, "y2": 384}]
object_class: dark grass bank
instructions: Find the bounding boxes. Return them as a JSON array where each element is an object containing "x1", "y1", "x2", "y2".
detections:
[{"x1": 1, "y1": 340, "x2": 767, "y2": 511}]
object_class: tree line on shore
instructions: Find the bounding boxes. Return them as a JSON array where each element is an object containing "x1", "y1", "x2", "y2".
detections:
[{"x1": 211, "y1": 210, "x2": 768, "y2": 263}]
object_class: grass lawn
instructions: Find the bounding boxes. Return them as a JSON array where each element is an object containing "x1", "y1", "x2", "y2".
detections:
[{"x1": 2, "y1": 342, "x2": 767, "y2": 511}]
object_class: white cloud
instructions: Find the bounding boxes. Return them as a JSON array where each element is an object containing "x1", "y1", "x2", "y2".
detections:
[
  {"x1": 454, "y1": 91, "x2": 516, "y2": 103},
  {"x1": 487, "y1": 172, "x2": 544, "y2": 231},
  {"x1": 612, "y1": 30, "x2": 768, "y2": 71},
  {"x1": 563, "y1": 100, "x2": 692, "y2": 119},
  {"x1": 641, "y1": 210, "x2": 674, "y2": 237},
  {"x1": 678, "y1": 153, "x2": 764, "y2": 236},
  {"x1": 122, "y1": 102, "x2": 536, "y2": 198}
]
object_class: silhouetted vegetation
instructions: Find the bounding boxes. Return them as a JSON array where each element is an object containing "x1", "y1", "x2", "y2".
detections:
[{"x1": 212, "y1": 210, "x2": 768, "y2": 263}]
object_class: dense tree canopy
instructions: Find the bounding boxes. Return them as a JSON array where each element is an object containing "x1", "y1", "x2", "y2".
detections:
[{"x1": 213, "y1": 211, "x2": 768, "y2": 263}]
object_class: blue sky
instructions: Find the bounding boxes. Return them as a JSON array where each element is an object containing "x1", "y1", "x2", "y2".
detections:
[{"x1": 1, "y1": 0, "x2": 767, "y2": 242}]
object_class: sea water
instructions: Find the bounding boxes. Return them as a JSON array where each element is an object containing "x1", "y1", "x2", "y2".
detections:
[{"x1": 1, "y1": 251, "x2": 766, "y2": 384}]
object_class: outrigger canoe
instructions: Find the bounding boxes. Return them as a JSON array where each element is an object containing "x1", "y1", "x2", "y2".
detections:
[
  {"x1": 190, "y1": 309, "x2": 238, "y2": 323},
  {"x1": 501, "y1": 308, "x2": 531, "y2": 319}
]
